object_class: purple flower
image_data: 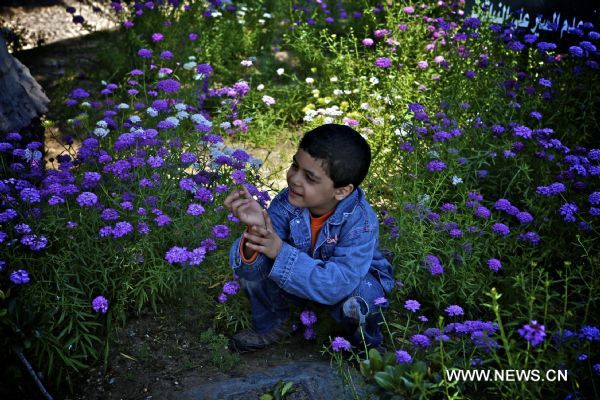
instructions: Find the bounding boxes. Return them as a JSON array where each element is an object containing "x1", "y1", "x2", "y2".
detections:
[
  {"x1": 374, "y1": 297, "x2": 388, "y2": 306},
  {"x1": 156, "y1": 79, "x2": 180, "y2": 93},
  {"x1": 100, "y1": 208, "x2": 119, "y2": 221},
  {"x1": 186, "y1": 203, "x2": 205, "y2": 216},
  {"x1": 20, "y1": 188, "x2": 41, "y2": 203},
  {"x1": 211, "y1": 224, "x2": 230, "y2": 239},
  {"x1": 404, "y1": 299, "x2": 420, "y2": 312},
  {"x1": 151, "y1": 32, "x2": 164, "y2": 42},
  {"x1": 188, "y1": 247, "x2": 206, "y2": 265},
  {"x1": 112, "y1": 221, "x2": 134, "y2": 238},
  {"x1": 449, "y1": 228, "x2": 462, "y2": 238},
  {"x1": 77, "y1": 192, "x2": 98, "y2": 207},
  {"x1": 445, "y1": 305, "x2": 464, "y2": 317},
  {"x1": 91, "y1": 295, "x2": 109, "y2": 314},
  {"x1": 374, "y1": 57, "x2": 393, "y2": 68},
  {"x1": 137, "y1": 48, "x2": 153, "y2": 58},
  {"x1": 223, "y1": 280, "x2": 240, "y2": 295},
  {"x1": 427, "y1": 160, "x2": 447, "y2": 172},
  {"x1": 181, "y1": 152, "x2": 197, "y2": 164},
  {"x1": 331, "y1": 336, "x2": 352, "y2": 352},
  {"x1": 20, "y1": 234, "x2": 48, "y2": 251},
  {"x1": 303, "y1": 326, "x2": 316, "y2": 340},
  {"x1": 441, "y1": 203, "x2": 457, "y2": 213},
  {"x1": 395, "y1": 350, "x2": 412, "y2": 364},
  {"x1": 10, "y1": 269, "x2": 30, "y2": 284},
  {"x1": 410, "y1": 334, "x2": 431, "y2": 348},
  {"x1": 217, "y1": 293, "x2": 228, "y2": 303},
  {"x1": 516, "y1": 211, "x2": 534, "y2": 224},
  {"x1": 518, "y1": 320, "x2": 546, "y2": 347},
  {"x1": 362, "y1": 38, "x2": 374, "y2": 46},
  {"x1": 201, "y1": 238, "x2": 218, "y2": 252},
  {"x1": 487, "y1": 258, "x2": 502, "y2": 272},
  {"x1": 155, "y1": 214, "x2": 172, "y2": 226},
  {"x1": 491, "y1": 223, "x2": 510, "y2": 236},
  {"x1": 300, "y1": 310, "x2": 317, "y2": 326},
  {"x1": 569, "y1": 46, "x2": 584, "y2": 57},
  {"x1": 559, "y1": 203, "x2": 578, "y2": 222},
  {"x1": 588, "y1": 192, "x2": 600, "y2": 205},
  {"x1": 165, "y1": 246, "x2": 189, "y2": 264},
  {"x1": 474, "y1": 205, "x2": 490, "y2": 219},
  {"x1": 425, "y1": 254, "x2": 444, "y2": 275}
]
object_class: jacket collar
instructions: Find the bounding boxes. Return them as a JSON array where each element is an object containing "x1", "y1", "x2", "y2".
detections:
[{"x1": 279, "y1": 187, "x2": 362, "y2": 225}]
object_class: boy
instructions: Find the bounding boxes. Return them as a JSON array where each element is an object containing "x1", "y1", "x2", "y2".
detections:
[{"x1": 224, "y1": 124, "x2": 394, "y2": 352}]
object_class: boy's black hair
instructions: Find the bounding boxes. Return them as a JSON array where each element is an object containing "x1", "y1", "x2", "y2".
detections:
[{"x1": 299, "y1": 124, "x2": 371, "y2": 189}]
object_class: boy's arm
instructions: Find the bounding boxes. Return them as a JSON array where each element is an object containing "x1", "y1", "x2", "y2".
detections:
[
  {"x1": 229, "y1": 193, "x2": 290, "y2": 278},
  {"x1": 268, "y1": 226, "x2": 378, "y2": 305}
]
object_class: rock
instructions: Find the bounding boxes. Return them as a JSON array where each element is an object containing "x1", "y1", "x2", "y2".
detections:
[{"x1": 0, "y1": 33, "x2": 49, "y2": 134}]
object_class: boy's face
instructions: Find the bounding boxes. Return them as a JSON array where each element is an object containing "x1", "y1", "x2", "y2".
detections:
[{"x1": 286, "y1": 149, "x2": 353, "y2": 216}]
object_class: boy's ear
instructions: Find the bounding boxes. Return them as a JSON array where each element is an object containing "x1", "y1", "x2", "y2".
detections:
[{"x1": 334, "y1": 184, "x2": 354, "y2": 200}]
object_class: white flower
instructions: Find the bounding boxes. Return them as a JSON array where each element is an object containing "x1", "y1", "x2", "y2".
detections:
[
  {"x1": 372, "y1": 117, "x2": 384, "y2": 125},
  {"x1": 183, "y1": 61, "x2": 197, "y2": 70},
  {"x1": 330, "y1": 76, "x2": 338, "y2": 82},
  {"x1": 117, "y1": 103, "x2": 130, "y2": 109},
  {"x1": 305, "y1": 77, "x2": 314, "y2": 84},
  {"x1": 276, "y1": 68, "x2": 284, "y2": 76},
  {"x1": 174, "y1": 103, "x2": 187, "y2": 111},
  {"x1": 81, "y1": 102, "x2": 91, "y2": 107},
  {"x1": 258, "y1": 19, "x2": 265, "y2": 25},
  {"x1": 369, "y1": 77, "x2": 379, "y2": 85},
  {"x1": 262, "y1": 95, "x2": 276, "y2": 106},
  {"x1": 220, "y1": 121, "x2": 231, "y2": 129},
  {"x1": 211, "y1": 11, "x2": 222, "y2": 17},
  {"x1": 263, "y1": 13, "x2": 272, "y2": 18},
  {"x1": 177, "y1": 111, "x2": 189, "y2": 120},
  {"x1": 333, "y1": 89, "x2": 343, "y2": 96},
  {"x1": 191, "y1": 114, "x2": 211, "y2": 126},
  {"x1": 94, "y1": 127, "x2": 109, "y2": 138},
  {"x1": 256, "y1": 84, "x2": 265, "y2": 91},
  {"x1": 129, "y1": 115, "x2": 141, "y2": 123},
  {"x1": 96, "y1": 120, "x2": 108, "y2": 128},
  {"x1": 360, "y1": 102, "x2": 371, "y2": 110},
  {"x1": 146, "y1": 107, "x2": 158, "y2": 117},
  {"x1": 165, "y1": 116, "x2": 180, "y2": 127},
  {"x1": 324, "y1": 117, "x2": 334, "y2": 124},
  {"x1": 451, "y1": 175, "x2": 463, "y2": 185},
  {"x1": 241, "y1": 60, "x2": 253, "y2": 67},
  {"x1": 188, "y1": 55, "x2": 196, "y2": 61}
]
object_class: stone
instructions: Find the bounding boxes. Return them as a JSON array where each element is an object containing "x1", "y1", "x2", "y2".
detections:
[
  {"x1": 0, "y1": 32, "x2": 49, "y2": 134},
  {"x1": 176, "y1": 361, "x2": 366, "y2": 400}
]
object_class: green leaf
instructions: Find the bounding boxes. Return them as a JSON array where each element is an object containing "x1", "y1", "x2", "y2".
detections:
[
  {"x1": 374, "y1": 371, "x2": 396, "y2": 392},
  {"x1": 281, "y1": 381, "x2": 294, "y2": 395},
  {"x1": 359, "y1": 359, "x2": 372, "y2": 377},
  {"x1": 369, "y1": 348, "x2": 383, "y2": 371},
  {"x1": 259, "y1": 395, "x2": 273, "y2": 400}
]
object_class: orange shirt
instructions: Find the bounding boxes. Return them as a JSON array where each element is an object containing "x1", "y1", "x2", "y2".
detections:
[
  {"x1": 240, "y1": 209, "x2": 334, "y2": 262},
  {"x1": 310, "y1": 210, "x2": 333, "y2": 253}
]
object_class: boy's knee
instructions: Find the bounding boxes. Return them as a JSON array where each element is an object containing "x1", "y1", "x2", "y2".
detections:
[{"x1": 342, "y1": 296, "x2": 369, "y2": 325}]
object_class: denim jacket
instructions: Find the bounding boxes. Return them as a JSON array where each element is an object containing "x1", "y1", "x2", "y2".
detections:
[{"x1": 229, "y1": 187, "x2": 395, "y2": 305}]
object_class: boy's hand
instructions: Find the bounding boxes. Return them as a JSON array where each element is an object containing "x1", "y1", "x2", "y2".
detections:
[
  {"x1": 243, "y1": 210, "x2": 282, "y2": 260},
  {"x1": 224, "y1": 185, "x2": 265, "y2": 228}
]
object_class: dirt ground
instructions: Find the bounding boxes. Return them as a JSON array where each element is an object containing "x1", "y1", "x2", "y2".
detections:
[{"x1": 63, "y1": 292, "x2": 325, "y2": 400}]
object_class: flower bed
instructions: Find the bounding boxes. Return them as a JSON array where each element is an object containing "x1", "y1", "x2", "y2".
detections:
[{"x1": 1, "y1": 1, "x2": 598, "y2": 398}]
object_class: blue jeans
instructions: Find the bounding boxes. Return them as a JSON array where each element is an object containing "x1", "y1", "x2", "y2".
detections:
[{"x1": 240, "y1": 272, "x2": 387, "y2": 348}]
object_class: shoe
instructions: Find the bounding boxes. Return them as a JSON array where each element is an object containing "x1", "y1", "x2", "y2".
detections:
[{"x1": 230, "y1": 324, "x2": 290, "y2": 353}]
